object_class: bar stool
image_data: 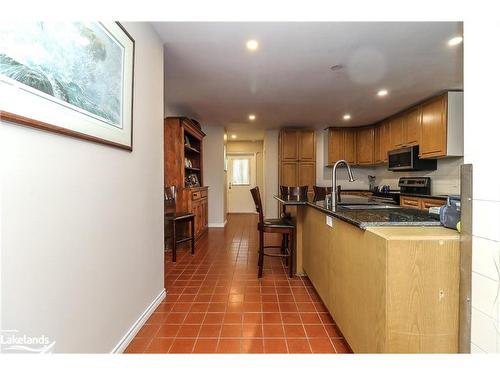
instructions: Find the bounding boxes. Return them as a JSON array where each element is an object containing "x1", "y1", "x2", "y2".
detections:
[
  {"x1": 312, "y1": 185, "x2": 332, "y2": 200},
  {"x1": 250, "y1": 186, "x2": 295, "y2": 278},
  {"x1": 164, "y1": 186, "x2": 195, "y2": 263},
  {"x1": 279, "y1": 185, "x2": 308, "y2": 217}
]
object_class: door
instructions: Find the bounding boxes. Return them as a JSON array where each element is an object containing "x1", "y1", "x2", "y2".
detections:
[{"x1": 227, "y1": 154, "x2": 257, "y2": 213}]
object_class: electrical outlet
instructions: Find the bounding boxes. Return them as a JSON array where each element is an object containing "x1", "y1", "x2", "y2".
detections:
[{"x1": 326, "y1": 216, "x2": 333, "y2": 227}]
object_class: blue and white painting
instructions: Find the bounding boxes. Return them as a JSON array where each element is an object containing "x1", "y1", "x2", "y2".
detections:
[{"x1": 0, "y1": 22, "x2": 124, "y2": 128}]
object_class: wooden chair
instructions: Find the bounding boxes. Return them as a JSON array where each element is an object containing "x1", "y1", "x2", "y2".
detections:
[
  {"x1": 313, "y1": 185, "x2": 333, "y2": 200},
  {"x1": 164, "y1": 186, "x2": 195, "y2": 263},
  {"x1": 279, "y1": 185, "x2": 309, "y2": 218},
  {"x1": 250, "y1": 186, "x2": 295, "y2": 278}
]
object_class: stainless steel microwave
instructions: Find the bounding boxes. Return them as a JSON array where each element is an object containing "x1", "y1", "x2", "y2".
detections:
[{"x1": 388, "y1": 146, "x2": 437, "y2": 171}]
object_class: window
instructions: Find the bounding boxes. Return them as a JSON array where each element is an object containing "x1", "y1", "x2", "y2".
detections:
[{"x1": 231, "y1": 158, "x2": 250, "y2": 185}]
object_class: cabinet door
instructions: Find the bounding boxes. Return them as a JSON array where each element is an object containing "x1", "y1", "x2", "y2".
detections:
[
  {"x1": 344, "y1": 129, "x2": 357, "y2": 165},
  {"x1": 400, "y1": 196, "x2": 421, "y2": 209},
  {"x1": 298, "y1": 162, "x2": 316, "y2": 191},
  {"x1": 328, "y1": 128, "x2": 344, "y2": 165},
  {"x1": 404, "y1": 107, "x2": 421, "y2": 146},
  {"x1": 299, "y1": 130, "x2": 315, "y2": 161},
  {"x1": 374, "y1": 126, "x2": 381, "y2": 163},
  {"x1": 421, "y1": 198, "x2": 446, "y2": 210},
  {"x1": 420, "y1": 95, "x2": 447, "y2": 158},
  {"x1": 390, "y1": 115, "x2": 405, "y2": 150},
  {"x1": 280, "y1": 130, "x2": 299, "y2": 161},
  {"x1": 280, "y1": 162, "x2": 298, "y2": 187},
  {"x1": 356, "y1": 127, "x2": 374, "y2": 165}
]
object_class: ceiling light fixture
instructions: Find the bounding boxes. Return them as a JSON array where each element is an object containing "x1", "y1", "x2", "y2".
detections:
[
  {"x1": 246, "y1": 39, "x2": 259, "y2": 51},
  {"x1": 448, "y1": 36, "x2": 463, "y2": 46},
  {"x1": 377, "y1": 89, "x2": 388, "y2": 97},
  {"x1": 248, "y1": 114, "x2": 256, "y2": 121},
  {"x1": 231, "y1": 134, "x2": 237, "y2": 139},
  {"x1": 343, "y1": 114, "x2": 351, "y2": 121}
]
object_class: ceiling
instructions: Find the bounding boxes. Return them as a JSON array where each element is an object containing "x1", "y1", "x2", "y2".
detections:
[{"x1": 153, "y1": 22, "x2": 463, "y2": 140}]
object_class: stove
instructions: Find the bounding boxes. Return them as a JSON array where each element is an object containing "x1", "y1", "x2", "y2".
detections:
[{"x1": 398, "y1": 177, "x2": 431, "y2": 195}]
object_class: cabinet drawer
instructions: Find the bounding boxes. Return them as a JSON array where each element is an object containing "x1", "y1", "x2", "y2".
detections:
[
  {"x1": 421, "y1": 198, "x2": 446, "y2": 210},
  {"x1": 192, "y1": 191, "x2": 201, "y2": 200},
  {"x1": 201, "y1": 189, "x2": 208, "y2": 198},
  {"x1": 400, "y1": 197, "x2": 421, "y2": 209}
]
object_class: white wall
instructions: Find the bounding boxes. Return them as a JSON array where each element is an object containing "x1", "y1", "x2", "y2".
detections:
[
  {"x1": 465, "y1": 21, "x2": 500, "y2": 353},
  {"x1": 0, "y1": 22, "x2": 165, "y2": 353},
  {"x1": 202, "y1": 124, "x2": 226, "y2": 227},
  {"x1": 263, "y1": 130, "x2": 279, "y2": 218}
]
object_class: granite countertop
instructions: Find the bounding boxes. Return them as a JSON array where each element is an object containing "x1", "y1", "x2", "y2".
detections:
[{"x1": 274, "y1": 194, "x2": 441, "y2": 230}]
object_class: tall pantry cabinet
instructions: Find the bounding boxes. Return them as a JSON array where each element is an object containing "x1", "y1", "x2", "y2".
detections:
[{"x1": 279, "y1": 129, "x2": 316, "y2": 193}]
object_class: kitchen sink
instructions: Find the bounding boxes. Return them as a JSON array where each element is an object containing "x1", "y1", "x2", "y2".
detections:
[{"x1": 338, "y1": 204, "x2": 402, "y2": 210}]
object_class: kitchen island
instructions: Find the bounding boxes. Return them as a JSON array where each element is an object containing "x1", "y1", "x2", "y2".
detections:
[{"x1": 274, "y1": 194, "x2": 460, "y2": 353}]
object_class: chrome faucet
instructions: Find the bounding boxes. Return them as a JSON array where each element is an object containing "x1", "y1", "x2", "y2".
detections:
[{"x1": 331, "y1": 159, "x2": 355, "y2": 209}]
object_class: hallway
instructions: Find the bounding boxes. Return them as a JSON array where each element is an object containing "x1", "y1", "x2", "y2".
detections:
[{"x1": 125, "y1": 214, "x2": 351, "y2": 354}]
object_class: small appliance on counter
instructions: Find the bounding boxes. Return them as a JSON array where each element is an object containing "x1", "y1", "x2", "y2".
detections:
[{"x1": 439, "y1": 195, "x2": 461, "y2": 230}]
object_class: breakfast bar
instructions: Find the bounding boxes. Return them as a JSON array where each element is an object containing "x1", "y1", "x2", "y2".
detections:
[{"x1": 274, "y1": 194, "x2": 460, "y2": 353}]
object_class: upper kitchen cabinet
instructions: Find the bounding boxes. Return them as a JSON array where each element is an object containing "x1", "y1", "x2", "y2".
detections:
[
  {"x1": 328, "y1": 128, "x2": 344, "y2": 165},
  {"x1": 356, "y1": 126, "x2": 375, "y2": 165},
  {"x1": 389, "y1": 115, "x2": 405, "y2": 150},
  {"x1": 419, "y1": 92, "x2": 463, "y2": 159},
  {"x1": 327, "y1": 128, "x2": 356, "y2": 165},
  {"x1": 374, "y1": 121, "x2": 390, "y2": 163},
  {"x1": 404, "y1": 106, "x2": 421, "y2": 147}
]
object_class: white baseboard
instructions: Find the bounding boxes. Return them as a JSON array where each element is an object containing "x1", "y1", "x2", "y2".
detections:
[
  {"x1": 208, "y1": 220, "x2": 227, "y2": 228},
  {"x1": 111, "y1": 288, "x2": 166, "y2": 353}
]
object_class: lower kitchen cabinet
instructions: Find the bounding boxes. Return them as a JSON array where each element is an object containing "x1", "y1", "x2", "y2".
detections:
[
  {"x1": 302, "y1": 207, "x2": 460, "y2": 353},
  {"x1": 400, "y1": 195, "x2": 446, "y2": 210},
  {"x1": 187, "y1": 187, "x2": 208, "y2": 239}
]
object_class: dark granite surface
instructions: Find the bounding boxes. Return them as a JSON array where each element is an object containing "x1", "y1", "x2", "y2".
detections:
[{"x1": 274, "y1": 194, "x2": 441, "y2": 230}]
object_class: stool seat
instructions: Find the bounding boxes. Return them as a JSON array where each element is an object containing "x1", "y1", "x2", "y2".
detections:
[{"x1": 261, "y1": 218, "x2": 294, "y2": 229}]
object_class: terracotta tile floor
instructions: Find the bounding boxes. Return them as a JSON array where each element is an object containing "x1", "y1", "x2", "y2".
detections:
[{"x1": 125, "y1": 213, "x2": 352, "y2": 354}]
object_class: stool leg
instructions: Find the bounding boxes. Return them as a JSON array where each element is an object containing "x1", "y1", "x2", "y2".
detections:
[
  {"x1": 289, "y1": 231, "x2": 294, "y2": 278},
  {"x1": 284, "y1": 234, "x2": 289, "y2": 267},
  {"x1": 257, "y1": 231, "x2": 264, "y2": 278},
  {"x1": 191, "y1": 217, "x2": 195, "y2": 255},
  {"x1": 172, "y1": 220, "x2": 177, "y2": 263}
]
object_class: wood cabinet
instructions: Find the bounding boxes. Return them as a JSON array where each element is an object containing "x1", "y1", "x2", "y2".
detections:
[
  {"x1": 389, "y1": 115, "x2": 405, "y2": 150},
  {"x1": 374, "y1": 121, "x2": 390, "y2": 163},
  {"x1": 400, "y1": 195, "x2": 446, "y2": 210},
  {"x1": 356, "y1": 126, "x2": 375, "y2": 165},
  {"x1": 326, "y1": 91, "x2": 463, "y2": 166},
  {"x1": 420, "y1": 95, "x2": 447, "y2": 158},
  {"x1": 327, "y1": 128, "x2": 357, "y2": 165},
  {"x1": 302, "y1": 207, "x2": 460, "y2": 353},
  {"x1": 404, "y1": 107, "x2": 421, "y2": 146},
  {"x1": 279, "y1": 129, "x2": 316, "y2": 191},
  {"x1": 164, "y1": 117, "x2": 208, "y2": 240}
]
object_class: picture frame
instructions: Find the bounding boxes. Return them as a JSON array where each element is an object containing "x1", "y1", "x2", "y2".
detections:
[
  {"x1": 190, "y1": 174, "x2": 200, "y2": 187},
  {"x1": 0, "y1": 22, "x2": 135, "y2": 150}
]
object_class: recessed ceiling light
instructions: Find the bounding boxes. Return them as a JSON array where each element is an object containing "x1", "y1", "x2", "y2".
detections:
[
  {"x1": 377, "y1": 89, "x2": 388, "y2": 97},
  {"x1": 343, "y1": 114, "x2": 351, "y2": 120},
  {"x1": 248, "y1": 114, "x2": 256, "y2": 121},
  {"x1": 448, "y1": 36, "x2": 463, "y2": 46},
  {"x1": 246, "y1": 39, "x2": 259, "y2": 51},
  {"x1": 231, "y1": 134, "x2": 237, "y2": 139}
]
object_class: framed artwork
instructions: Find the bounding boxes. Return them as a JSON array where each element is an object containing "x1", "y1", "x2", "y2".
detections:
[{"x1": 0, "y1": 22, "x2": 135, "y2": 150}]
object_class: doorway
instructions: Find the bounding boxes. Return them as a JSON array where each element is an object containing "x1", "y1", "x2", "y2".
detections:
[{"x1": 227, "y1": 153, "x2": 257, "y2": 213}]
